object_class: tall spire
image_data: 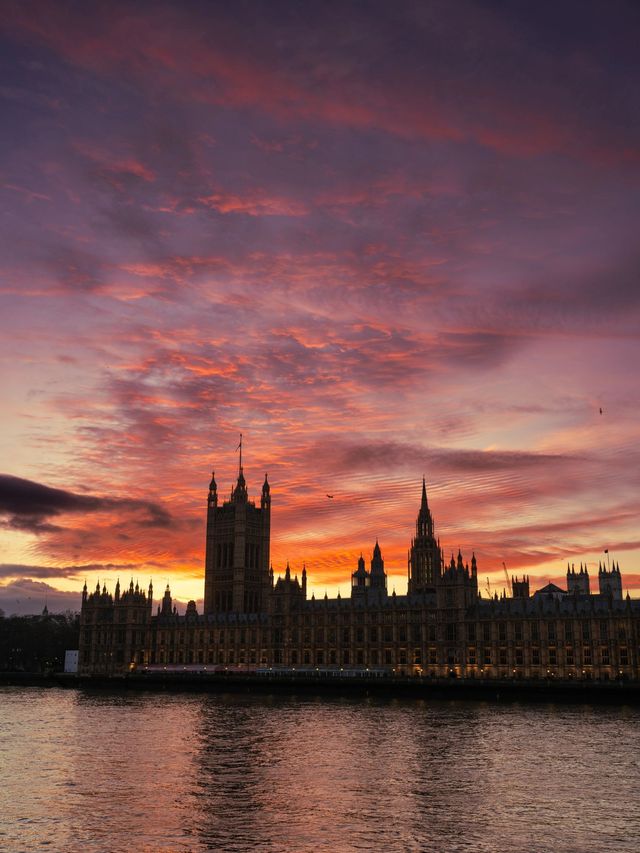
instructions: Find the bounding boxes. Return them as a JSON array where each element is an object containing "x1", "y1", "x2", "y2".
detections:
[
  {"x1": 408, "y1": 476, "x2": 439, "y2": 593},
  {"x1": 232, "y1": 432, "x2": 248, "y2": 501},
  {"x1": 416, "y1": 477, "x2": 433, "y2": 538}
]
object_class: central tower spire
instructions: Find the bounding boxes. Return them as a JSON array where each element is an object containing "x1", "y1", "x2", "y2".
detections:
[
  {"x1": 416, "y1": 476, "x2": 433, "y2": 538},
  {"x1": 232, "y1": 432, "x2": 247, "y2": 502},
  {"x1": 408, "y1": 477, "x2": 441, "y2": 594}
]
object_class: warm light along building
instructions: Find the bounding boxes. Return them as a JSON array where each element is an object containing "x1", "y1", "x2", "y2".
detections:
[{"x1": 79, "y1": 457, "x2": 640, "y2": 682}]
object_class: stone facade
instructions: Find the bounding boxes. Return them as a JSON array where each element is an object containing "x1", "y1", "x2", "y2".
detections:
[{"x1": 79, "y1": 461, "x2": 640, "y2": 682}]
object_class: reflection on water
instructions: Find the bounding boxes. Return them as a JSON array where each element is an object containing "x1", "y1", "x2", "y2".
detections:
[{"x1": 0, "y1": 688, "x2": 639, "y2": 852}]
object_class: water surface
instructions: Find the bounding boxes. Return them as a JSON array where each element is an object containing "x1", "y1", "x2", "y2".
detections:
[{"x1": 0, "y1": 687, "x2": 638, "y2": 852}]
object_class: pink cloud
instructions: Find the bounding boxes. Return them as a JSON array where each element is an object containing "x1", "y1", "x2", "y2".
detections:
[{"x1": 3, "y1": 2, "x2": 636, "y2": 165}]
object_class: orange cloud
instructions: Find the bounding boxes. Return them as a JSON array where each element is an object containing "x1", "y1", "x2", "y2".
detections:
[{"x1": 198, "y1": 189, "x2": 308, "y2": 217}]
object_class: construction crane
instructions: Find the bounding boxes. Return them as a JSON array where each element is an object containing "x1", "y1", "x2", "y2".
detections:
[{"x1": 503, "y1": 562, "x2": 513, "y2": 597}]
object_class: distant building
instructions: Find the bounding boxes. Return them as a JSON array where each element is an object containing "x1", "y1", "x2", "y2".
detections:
[{"x1": 79, "y1": 457, "x2": 640, "y2": 682}]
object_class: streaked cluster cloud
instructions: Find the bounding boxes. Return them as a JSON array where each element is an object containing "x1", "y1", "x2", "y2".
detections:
[{"x1": 1, "y1": 1, "x2": 639, "y2": 609}]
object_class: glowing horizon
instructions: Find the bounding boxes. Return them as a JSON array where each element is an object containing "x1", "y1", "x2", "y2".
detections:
[{"x1": 1, "y1": 1, "x2": 640, "y2": 614}]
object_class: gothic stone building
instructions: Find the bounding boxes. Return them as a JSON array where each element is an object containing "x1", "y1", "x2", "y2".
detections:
[{"x1": 79, "y1": 462, "x2": 640, "y2": 682}]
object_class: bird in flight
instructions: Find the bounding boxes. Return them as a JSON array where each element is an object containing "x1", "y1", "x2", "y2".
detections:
[
  {"x1": 326, "y1": 494, "x2": 334, "y2": 499},
  {"x1": 599, "y1": 408, "x2": 603, "y2": 415}
]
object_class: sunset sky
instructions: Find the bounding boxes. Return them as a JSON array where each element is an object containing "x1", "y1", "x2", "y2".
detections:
[{"x1": 1, "y1": 1, "x2": 639, "y2": 615}]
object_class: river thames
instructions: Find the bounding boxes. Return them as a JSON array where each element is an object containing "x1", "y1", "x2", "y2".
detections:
[{"x1": 0, "y1": 687, "x2": 638, "y2": 852}]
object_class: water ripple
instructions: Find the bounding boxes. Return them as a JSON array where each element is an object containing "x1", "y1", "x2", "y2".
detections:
[{"x1": 0, "y1": 688, "x2": 639, "y2": 852}]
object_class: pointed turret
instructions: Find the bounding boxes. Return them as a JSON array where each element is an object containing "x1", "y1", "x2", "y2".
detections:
[
  {"x1": 351, "y1": 551, "x2": 369, "y2": 596},
  {"x1": 261, "y1": 472, "x2": 270, "y2": 509},
  {"x1": 568, "y1": 562, "x2": 590, "y2": 595},
  {"x1": 370, "y1": 540, "x2": 387, "y2": 594},
  {"x1": 232, "y1": 467, "x2": 248, "y2": 502},
  {"x1": 512, "y1": 574, "x2": 530, "y2": 599},
  {"x1": 598, "y1": 559, "x2": 622, "y2": 600},
  {"x1": 161, "y1": 583, "x2": 172, "y2": 616},
  {"x1": 208, "y1": 470, "x2": 218, "y2": 508}
]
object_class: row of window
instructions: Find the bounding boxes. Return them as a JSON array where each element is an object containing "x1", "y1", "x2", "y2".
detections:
[
  {"x1": 149, "y1": 645, "x2": 633, "y2": 668},
  {"x1": 267, "y1": 613, "x2": 631, "y2": 638},
  {"x1": 469, "y1": 647, "x2": 630, "y2": 666},
  {"x1": 88, "y1": 609, "x2": 634, "y2": 644},
  {"x1": 152, "y1": 624, "x2": 634, "y2": 649},
  {"x1": 92, "y1": 629, "x2": 633, "y2": 671}
]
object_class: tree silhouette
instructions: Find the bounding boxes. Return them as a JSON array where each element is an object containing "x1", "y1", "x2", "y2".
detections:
[{"x1": 0, "y1": 611, "x2": 79, "y2": 672}]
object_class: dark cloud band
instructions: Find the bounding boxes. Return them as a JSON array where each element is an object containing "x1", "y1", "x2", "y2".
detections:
[{"x1": 0, "y1": 475, "x2": 172, "y2": 533}]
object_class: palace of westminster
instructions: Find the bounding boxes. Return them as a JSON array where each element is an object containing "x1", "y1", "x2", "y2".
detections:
[{"x1": 79, "y1": 455, "x2": 640, "y2": 682}]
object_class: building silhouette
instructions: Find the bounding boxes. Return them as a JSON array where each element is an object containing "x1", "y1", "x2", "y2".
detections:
[{"x1": 79, "y1": 456, "x2": 640, "y2": 682}]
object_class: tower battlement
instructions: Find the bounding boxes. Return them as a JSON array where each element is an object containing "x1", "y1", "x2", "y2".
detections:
[{"x1": 203, "y1": 445, "x2": 271, "y2": 614}]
